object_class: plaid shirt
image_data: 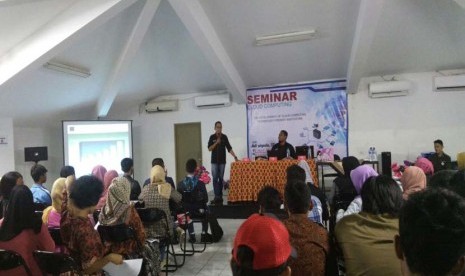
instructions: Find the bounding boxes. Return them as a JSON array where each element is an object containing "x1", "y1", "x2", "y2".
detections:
[{"x1": 308, "y1": 195, "x2": 323, "y2": 225}]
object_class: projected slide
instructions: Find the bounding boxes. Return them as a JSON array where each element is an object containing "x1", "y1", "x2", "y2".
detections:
[{"x1": 63, "y1": 121, "x2": 132, "y2": 177}]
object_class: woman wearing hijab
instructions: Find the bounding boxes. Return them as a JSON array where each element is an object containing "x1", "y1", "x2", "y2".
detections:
[
  {"x1": 42, "y1": 177, "x2": 70, "y2": 227},
  {"x1": 297, "y1": 160, "x2": 329, "y2": 222},
  {"x1": 457, "y1": 152, "x2": 465, "y2": 170},
  {"x1": 0, "y1": 185, "x2": 55, "y2": 276},
  {"x1": 415, "y1": 157, "x2": 434, "y2": 177},
  {"x1": 92, "y1": 165, "x2": 107, "y2": 183},
  {"x1": 401, "y1": 166, "x2": 426, "y2": 200},
  {"x1": 140, "y1": 165, "x2": 181, "y2": 265},
  {"x1": 96, "y1": 170, "x2": 119, "y2": 210},
  {"x1": 98, "y1": 176, "x2": 145, "y2": 255},
  {"x1": 332, "y1": 156, "x2": 360, "y2": 204},
  {"x1": 336, "y1": 165, "x2": 378, "y2": 223}
]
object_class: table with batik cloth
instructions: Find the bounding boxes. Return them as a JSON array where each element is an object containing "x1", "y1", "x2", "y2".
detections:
[{"x1": 228, "y1": 159, "x2": 319, "y2": 202}]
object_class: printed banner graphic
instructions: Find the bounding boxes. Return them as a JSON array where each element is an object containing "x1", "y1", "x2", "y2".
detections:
[{"x1": 247, "y1": 80, "x2": 348, "y2": 159}]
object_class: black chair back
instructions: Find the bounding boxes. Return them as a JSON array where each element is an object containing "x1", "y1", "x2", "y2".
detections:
[
  {"x1": 33, "y1": 250, "x2": 82, "y2": 276},
  {"x1": 0, "y1": 249, "x2": 32, "y2": 275},
  {"x1": 48, "y1": 228, "x2": 63, "y2": 246},
  {"x1": 136, "y1": 207, "x2": 166, "y2": 223},
  {"x1": 97, "y1": 224, "x2": 136, "y2": 243}
]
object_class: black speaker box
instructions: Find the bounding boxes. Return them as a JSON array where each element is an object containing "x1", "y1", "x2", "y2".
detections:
[
  {"x1": 381, "y1": 152, "x2": 392, "y2": 176},
  {"x1": 24, "y1": 147, "x2": 48, "y2": 162}
]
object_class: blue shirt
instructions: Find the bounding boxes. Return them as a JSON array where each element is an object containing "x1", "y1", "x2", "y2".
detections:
[{"x1": 30, "y1": 183, "x2": 52, "y2": 205}]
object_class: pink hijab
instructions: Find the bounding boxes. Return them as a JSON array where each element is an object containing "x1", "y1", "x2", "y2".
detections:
[
  {"x1": 96, "y1": 170, "x2": 118, "y2": 210},
  {"x1": 91, "y1": 165, "x2": 107, "y2": 183},
  {"x1": 401, "y1": 166, "x2": 426, "y2": 200},
  {"x1": 415, "y1": 157, "x2": 434, "y2": 175}
]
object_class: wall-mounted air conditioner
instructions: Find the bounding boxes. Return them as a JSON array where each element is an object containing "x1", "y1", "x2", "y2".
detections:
[
  {"x1": 368, "y1": 80, "x2": 411, "y2": 98},
  {"x1": 145, "y1": 100, "x2": 178, "y2": 113},
  {"x1": 433, "y1": 74, "x2": 465, "y2": 92},
  {"x1": 194, "y1": 93, "x2": 231, "y2": 109}
]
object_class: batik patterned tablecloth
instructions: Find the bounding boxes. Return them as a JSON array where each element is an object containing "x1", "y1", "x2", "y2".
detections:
[{"x1": 228, "y1": 159, "x2": 318, "y2": 202}]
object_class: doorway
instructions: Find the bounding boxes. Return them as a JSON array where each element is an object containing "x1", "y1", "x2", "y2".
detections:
[{"x1": 174, "y1": 122, "x2": 202, "y2": 184}]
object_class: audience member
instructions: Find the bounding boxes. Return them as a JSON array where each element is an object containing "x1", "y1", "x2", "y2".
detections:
[
  {"x1": 30, "y1": 164, "x2": 51, "y2": 206},
  {"x1": 270, "y1": 130, "x2": 296, "y2": 160},
  {"x1": 143, "y1": 158, "x2": 175, "y2": 188},
  {"x1": 286, "y1": 164, "x2": 327, "y2": 224},
  {"x1": 177, "y1": 159, "x2": 210, "y2": 242},
  {"x1": 283, "y1": 179, "x2": 329, "y2": 275},
  {"x1": 208, "y1": 121, "x2": 239, "y2": 205},
  {"x1": 335, "y1": 175, "x2": 403, "y2": 275},
  {"x1": 448, "y1": 170, "x2": 465, "y2": 198},
  {"x1": 414, "y1": 157, "x2": 434, "y2": 177},
  {"x1": 0, "y1": 171, "x2": 23, "y2": 218},
  {"x1": 336, "y1": 165, "x2": 378, "y2": 222},
  {"x1": 296, "y1": 161, "x2": 329, "y2": 221},
  {"x1": 121, "y1": 158, "x2": 141, "y2": 200},
  {"x1": 457, "y1": 152, "x2": 465, "y2": 170},
  {"x1": 140, "y1": 165, "x2": 181, "y2": 248},
  {"x1": 96, "y1": 170, "x2": 119, "y2": 210},
  {"x1": 429, "y1": 169, "x2": 457, "y2": 189},
  {"x1": 332, "y1": 156, "x2": 359, "y2": 205},
  {"x1": 0, "y1": 185, "x2": 55, "y2": 276},
  {"x1": 428, "y1": 139, "x2": 451, "y2": 172},
  {"x1": 91, "y1": 165, "x2": 107, "y2": 183},
  {"x1": 400, "y1": 166, "x2": 426, "y2": 200},
  {"x1": 231, "y1": 214, "x2": 293, "y2": 276},
  {"x1": 396, "y1": 188, "x2": 465, "y2": 276},
  {"x1": 98, "y1": 177, "x2": 147, "y2": 258},
  {"x1": 60, "y1": 175, "x2": 123, "y2": 274},
  {"x1": 60, "y1": 165, "x2": 75, "y2": 178},
  {"x1": 42, "y1": 177, "x2": 68, "y2": 228},
  {"x1": 257, "y1": 186, "x2": 286, "y2": 219}
]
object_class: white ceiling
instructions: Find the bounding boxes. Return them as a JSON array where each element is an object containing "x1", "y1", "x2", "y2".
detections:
[{"x1": 0, "y1": 0, "x2": 464, "y2": 127}]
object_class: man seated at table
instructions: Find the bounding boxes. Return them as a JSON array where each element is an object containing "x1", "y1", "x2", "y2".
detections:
[
  {"x1": 428, "y1": 139, "x2": 452, "y2": 172},
  {"x1": 270, "y1": 130, "x2": 296, "y2": 160}
]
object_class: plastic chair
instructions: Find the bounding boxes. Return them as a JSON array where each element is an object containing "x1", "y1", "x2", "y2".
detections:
[
  {"x1": 33, "y1": 250, "x2": 82, "y2": 276},
  {"x1": 0, "y1": 249, "x2": 32, "y2": 276}
]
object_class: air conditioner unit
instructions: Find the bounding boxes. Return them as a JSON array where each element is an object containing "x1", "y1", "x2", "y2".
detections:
[
  {"x1": 194, "y1": 93, "x2": 231, "y2": 109},
  {"x1": 145, "y1": 100, "x2": 178, "y2": 113},
  {"x1": 433, "y1": 74, "x2": 465, "y2": 91},
  {"x1": 368, "y1": 80, "x2": 411, "y2": 98}
]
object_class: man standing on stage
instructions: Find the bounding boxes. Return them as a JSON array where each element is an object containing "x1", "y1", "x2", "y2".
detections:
[{"x1": 208, "y1": 121, "x2": 238, "y2": 205}]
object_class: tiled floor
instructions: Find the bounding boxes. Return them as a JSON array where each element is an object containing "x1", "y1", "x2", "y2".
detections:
[{"x1": 170, "y1": 219, "x2": 244, "y2": 276}]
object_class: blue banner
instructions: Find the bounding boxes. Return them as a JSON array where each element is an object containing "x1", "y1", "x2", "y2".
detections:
[{"x1": 247, "y1": 80, "x2": 348, "y2": 159}]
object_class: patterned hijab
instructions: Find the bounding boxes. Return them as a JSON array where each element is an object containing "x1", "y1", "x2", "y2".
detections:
[
  {"x1": 51, "y1": 177, "x2": 67, "y2": 212},
  {"x1": 401, "y1": 166, "x2": 426, "y2": 200},
  {"x1": 350, "y1": 165, "x2": 378, "y2": 195},
  {"x1": 92, "y1": 165, "x2": 107, "y2": 183},
  {"x1": 99, "y1": 176, "x2": 131, "y2": 226},
  {"x1": 150, "y1": 165, "x2": 171, "y2": 199},
  {"x1": 298, "y1": 160, "x2": 313, "y2": 184},
  {"x1": 415, "y1": 157, "x2": 434, "y2": 176},
  {"x1": 97, "y1": 170, "x2": 119, "y2": 210}
]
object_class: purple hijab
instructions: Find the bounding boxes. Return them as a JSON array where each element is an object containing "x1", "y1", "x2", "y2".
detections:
[
  {"x1": 91, "y1": 165, "x2": 107, "y2": 183},
  {"x1": 350, "y1": 165, "x2": 378, "y2": 195}
]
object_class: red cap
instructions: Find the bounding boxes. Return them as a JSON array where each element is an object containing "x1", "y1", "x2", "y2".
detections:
[{"x1": 233, "y1": 214, "x2": 293, "y2": 270}]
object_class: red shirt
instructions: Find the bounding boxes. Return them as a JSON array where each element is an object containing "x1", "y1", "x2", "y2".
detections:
[{"x1": 0, "y1": 221, "x2": 55, "y2": 276}]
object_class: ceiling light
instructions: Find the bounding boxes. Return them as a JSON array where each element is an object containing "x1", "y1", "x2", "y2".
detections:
[
  {"x1": 255, "y1": 29, "x2": 316, "y2": 46},
  {"x1": 43, "y1": 61, "x2": 91, "y2": 78}
]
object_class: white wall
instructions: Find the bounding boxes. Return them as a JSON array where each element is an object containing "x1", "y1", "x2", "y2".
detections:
[
  {"x1": 126, "y1": 100, "x2": 247, "y2": 187},
  {"x1": 14, "y1": 126, "x2": 63, "y2": 189},
  {"x1": 0, "y1": 118, "x2": 15, "y2": 174},
  {"x1": 349, "y1": 71, "x2": 465, "y2": 164}
]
